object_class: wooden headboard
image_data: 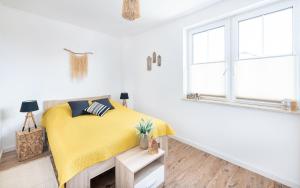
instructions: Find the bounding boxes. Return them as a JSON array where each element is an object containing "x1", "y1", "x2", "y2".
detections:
[{"x1": 43, "y1": 95, "x2": 111, "y2": 111}]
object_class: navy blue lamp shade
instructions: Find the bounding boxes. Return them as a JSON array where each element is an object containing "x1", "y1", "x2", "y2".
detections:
[
  {"x1": 20, "y1": 100, "x2": 39, "y2": 112},
  {"x1": 120, "y1": 93, "x2": 129, "y2": 100}
]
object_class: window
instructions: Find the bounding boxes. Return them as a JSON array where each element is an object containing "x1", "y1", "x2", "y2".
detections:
[
  {"x1": 236, "y1": 7, "x2": 295, "y2": 101},
  {"x1": 189, "y1": 25, "x2": 226, "y2": 96},
  {"x1": 185, "y1": 1, "x2": 298, "y2": 108}
]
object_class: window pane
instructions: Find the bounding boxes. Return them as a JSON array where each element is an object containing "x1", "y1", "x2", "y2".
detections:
[
  {"x1": 208, "y1": 27, "x2": 225, "y2": 62},
  {"x1": 239, "y1": 16, "x2": 263, "y2": 59},
  {"x1": 239, "y1": 8, "x2": 293, "y2": 59},
  {"x1": 190, "y1": 63, "x2": 225, "y2": 95},
  {"x1": 193, "y1": 32, "x2": 208, "y2": 63},
  {"x1": 193, "y1": 27, "x2": 224, "y2": 63},
  {"x1": 235, "y1": 56, "x2": 295, "y2": 101},
  {"x1": 264, "y1": 8, "x2": 293, "y2": 56}
]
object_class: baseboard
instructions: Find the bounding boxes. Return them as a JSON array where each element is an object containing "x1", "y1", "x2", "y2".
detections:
[
  {"x1": 3, "y1": 145, "x2": 15, "y2": 153},
  {"x1": 171, "y1": 135, "x2": 299, "y2": 188}
]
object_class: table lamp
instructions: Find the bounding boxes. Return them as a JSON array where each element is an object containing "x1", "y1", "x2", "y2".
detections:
[
  {"x1": 120, "y1": 93, "x2": 129, "y2": 107},
  {"x1": 20, "y1": 100, "x2": 39, "y2": 132}
]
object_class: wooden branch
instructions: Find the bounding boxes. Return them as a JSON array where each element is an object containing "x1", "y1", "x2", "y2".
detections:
[{"x1": 64, "y1": 48, "x2": 93, "y2": 55}]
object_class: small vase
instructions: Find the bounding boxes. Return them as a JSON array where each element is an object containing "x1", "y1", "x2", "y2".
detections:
[{"x1": 139, "y1": 134, "x2": 149, "y2": 150}]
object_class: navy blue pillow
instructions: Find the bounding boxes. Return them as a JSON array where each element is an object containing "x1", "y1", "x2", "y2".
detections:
[
  {"x1": 68, "y1": 100, "x2": 89, "y2": 117},
  {"x1": 92, "y1": 98, "x2": 114, "y2": 110}
]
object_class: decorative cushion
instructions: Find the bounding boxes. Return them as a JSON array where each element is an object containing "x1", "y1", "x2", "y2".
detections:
[
  {"x1": 85, "y1": 102, "x2": 110, "y2": 117},
  {"x1": 92, "y1": 98, "x2": 114, "y2": 110},
  {"x1": 68, "y1": 100, "x2": 89, "y2": 117}
]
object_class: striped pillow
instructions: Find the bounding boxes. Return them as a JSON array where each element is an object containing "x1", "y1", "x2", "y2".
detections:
[{"x1": 84, "y1": 102, "x2": 110, "y2": 117}]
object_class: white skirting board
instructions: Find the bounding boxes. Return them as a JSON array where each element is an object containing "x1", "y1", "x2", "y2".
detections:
[
  {"x1": 171, "y1": 135, "x2": 299, "y2": 188},
  {"x1": 3, "y1": 145, "x2": 15, "y2": 153}
]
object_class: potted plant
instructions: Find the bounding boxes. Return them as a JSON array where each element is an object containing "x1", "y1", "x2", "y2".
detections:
[{"x1": 136, "y1": 119, "x2": 153, "y2": 149}]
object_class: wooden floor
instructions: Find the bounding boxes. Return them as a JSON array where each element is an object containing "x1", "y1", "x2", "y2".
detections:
[
  {"x1": 164, "y1": 139, "x2": 288, "y2": 188},
  {"x1": 0, "y1": 138, "x2": 289, "y2": 188},
  {"x1": 0, "y1": 149, "x2": 50, "y2": 171}
]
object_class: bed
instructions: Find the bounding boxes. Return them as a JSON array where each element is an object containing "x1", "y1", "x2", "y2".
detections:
[{"x1": 42, "y1": 95, "x2": 174, "y2": 188}]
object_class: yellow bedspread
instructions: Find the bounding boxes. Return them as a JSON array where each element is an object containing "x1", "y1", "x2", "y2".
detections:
[{"x1": 42, "y1": 100, "x2": 174, "y2": 188}]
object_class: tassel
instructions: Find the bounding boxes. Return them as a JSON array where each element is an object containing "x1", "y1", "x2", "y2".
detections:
[{"x1": 69, "y1": 53, "x2": 88, "y2": 80}]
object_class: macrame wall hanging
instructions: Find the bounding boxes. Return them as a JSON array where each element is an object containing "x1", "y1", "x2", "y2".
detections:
[{"x1": 64, "y1": 48, "x2": 93, "y2": 80}]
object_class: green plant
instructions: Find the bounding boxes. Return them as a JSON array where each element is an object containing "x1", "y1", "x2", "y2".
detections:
[{"x1": 136, "y1": 118, "x2": 153, "y2": 135}]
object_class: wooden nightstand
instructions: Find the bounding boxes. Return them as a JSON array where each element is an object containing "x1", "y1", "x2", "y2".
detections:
[
  {"x1": 16, "y1": 127, "x2": 44, "y2": 161},
  {"x1": 116, "y1": 147, "x2": 165, "y2": 188}
]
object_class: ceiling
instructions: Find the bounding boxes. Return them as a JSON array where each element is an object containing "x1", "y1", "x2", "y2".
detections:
[{"x1": 0, "y1": 0, "x2": 222, "y2": 37}]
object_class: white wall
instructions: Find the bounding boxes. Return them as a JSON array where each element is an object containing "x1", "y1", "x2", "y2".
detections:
[
  {"x1": 0, "y1": 111, "x2": 2, "y2": 159},
  {"x1": 122, "y1": 0, "x2": 300, "y2": 187},
  {"x1": 0, "y1": 5, "x2": 123, "y2": 151},
  {"x1": 1, "y1": 0, "x2": 300, "y2": 187}
]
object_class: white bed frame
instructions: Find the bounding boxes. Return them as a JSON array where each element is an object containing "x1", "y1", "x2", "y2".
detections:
[{"x1": 43, "y1": 96, "x2": 168, "y2": 188}]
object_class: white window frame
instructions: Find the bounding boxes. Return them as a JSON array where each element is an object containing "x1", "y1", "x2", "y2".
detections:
[
  {"x1": 187, "y1": 19, "x2": 229, "y2": 98},
  {"x1": 184, "y1": 0, "x2": 300, "y2": 110}
]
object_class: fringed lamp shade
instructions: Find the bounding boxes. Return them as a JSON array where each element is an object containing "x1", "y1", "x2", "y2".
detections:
[{"x1": 122, "y1": 0, "x2": 140, "y2": 21}]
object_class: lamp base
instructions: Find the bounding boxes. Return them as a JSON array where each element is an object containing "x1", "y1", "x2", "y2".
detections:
[
  {"x1": 122, "y1": 100, "x2": 127, "y2": 107},
  {"x1": 22, "y1": 112, "x2": 37, "y2": 132}
]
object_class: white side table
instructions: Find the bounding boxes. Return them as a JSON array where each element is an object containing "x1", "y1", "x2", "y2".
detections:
[{"x1": 116, "y1": 147, "x2": 165, "y2": 188}]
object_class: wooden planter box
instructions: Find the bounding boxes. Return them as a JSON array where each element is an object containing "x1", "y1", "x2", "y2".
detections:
[{"x1": 16, "y1": 127, "x2": 43, "y2": 161}]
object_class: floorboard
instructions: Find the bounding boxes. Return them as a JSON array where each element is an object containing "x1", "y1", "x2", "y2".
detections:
[
  {"x1": 0, "y1": 138, "x2": 289, "y2": 188},
  {"x1": 0, "y1": 149, "x2": 50, "y2": 171}
]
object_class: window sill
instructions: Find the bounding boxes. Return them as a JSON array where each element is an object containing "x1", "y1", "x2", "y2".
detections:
[{"x1": 182, "y1": 98, "x2": 300, "y2": 115}]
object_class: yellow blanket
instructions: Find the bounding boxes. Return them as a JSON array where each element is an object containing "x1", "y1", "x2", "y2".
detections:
[{"x1": 42, "y1": 100, "x2": 174, "y2": 188}]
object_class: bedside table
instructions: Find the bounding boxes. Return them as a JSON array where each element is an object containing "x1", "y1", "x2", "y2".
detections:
[
  {"x1": 116, "y1": 147, "x2": 165, "y2": 188},
  {"x1": 16, "y1": 127, "x2": 44, "y2": 161}
]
